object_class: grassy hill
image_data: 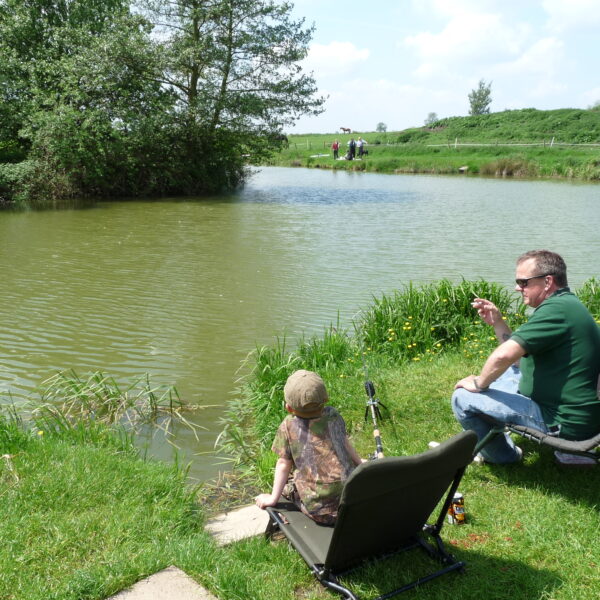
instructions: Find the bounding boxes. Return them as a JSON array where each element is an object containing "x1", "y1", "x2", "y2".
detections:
[
  {"x1": 397, "y1": 107, "x2": 600, "y2": 145},
  {"x1": 264, "y1": 108, "x2": 600, "y2": 181}
]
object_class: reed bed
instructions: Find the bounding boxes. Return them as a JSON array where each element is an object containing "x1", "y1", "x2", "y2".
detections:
[{"x1": 24, "y1": 371, "x2": 203, "y2": 447}]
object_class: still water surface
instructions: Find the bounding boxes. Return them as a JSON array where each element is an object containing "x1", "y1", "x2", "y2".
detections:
[{"x1": 1, "y1": 167, "x2": 598, "y2": 480}]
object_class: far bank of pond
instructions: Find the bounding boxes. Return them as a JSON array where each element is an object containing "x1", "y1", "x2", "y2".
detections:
[
  {"x1": 265, "y1": 137, "x2": 600, "y2": 180},
  {"x1": 1, "y1": 167, "x2": 599, "y2": 481}
]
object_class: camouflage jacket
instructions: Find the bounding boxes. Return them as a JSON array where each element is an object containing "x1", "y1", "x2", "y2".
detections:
[{"x1": 272, "y1": 406, "x2": 356, "y2": 524}]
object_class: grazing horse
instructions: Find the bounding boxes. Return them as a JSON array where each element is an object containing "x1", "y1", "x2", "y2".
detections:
[{"x1": 340, "y1": 127, "x2": 351, "y2": 134}]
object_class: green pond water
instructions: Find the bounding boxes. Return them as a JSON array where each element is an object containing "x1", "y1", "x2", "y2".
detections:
[{"x1": 1, "y1": 167, "x2": 598, "y2": 481}]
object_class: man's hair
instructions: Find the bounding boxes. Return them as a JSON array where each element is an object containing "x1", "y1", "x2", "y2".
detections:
[{"x1": 517, "y1": 250, "x2": 568, "y2": 287}]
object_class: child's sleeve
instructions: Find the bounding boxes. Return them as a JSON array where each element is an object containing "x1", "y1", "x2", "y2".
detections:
[{"x1": 271, "y1": 419, "x2": 292, "y2": 460}]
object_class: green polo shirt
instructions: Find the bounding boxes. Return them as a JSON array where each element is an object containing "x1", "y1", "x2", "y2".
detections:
[{"x1": 511, "y1": 288, "x2": 600, "y2": 440}]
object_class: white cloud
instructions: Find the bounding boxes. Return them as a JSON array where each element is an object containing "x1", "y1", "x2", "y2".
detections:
[
  {"x1": 302, "y1": 41, "x2": 370, "y2": 77},
  {"x1": 491, "y1": 37, "x2": 567, "y2": 100},
  {"x1": 494, "y1": 37, "x2": 565, "y2": 77},
  {"x1": 291, "y1": 77, "x2": 465, "y2": 133},
  {"x1": 542, "y1": 0, "x2": 600, "y2": 32},
  {"x1": 404, "y1": 11, "x2": 530, "y2": 79},
  {"x1": 579, "y1": 87, "x2": 600, "y2": 109}
]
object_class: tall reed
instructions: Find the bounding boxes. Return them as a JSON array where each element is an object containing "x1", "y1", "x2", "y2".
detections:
[
  {"x1": 26, "y1": 371, "x2": 203, "y2": 446},
  {"x1": 356, "y1": 279, "x2": 524, "y2": 362}
]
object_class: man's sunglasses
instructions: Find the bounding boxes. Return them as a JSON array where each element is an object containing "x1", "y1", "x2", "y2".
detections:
[{"x1": 515, "y1": 274, "x2": 552, "y2": 288}]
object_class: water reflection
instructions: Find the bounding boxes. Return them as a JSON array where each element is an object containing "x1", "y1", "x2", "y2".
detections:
[{"x1": 1, "y1": 167, "x2": 598, "y2": 480}]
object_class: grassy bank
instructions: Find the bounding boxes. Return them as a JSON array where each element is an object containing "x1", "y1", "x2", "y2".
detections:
[
  {"x1": 217, "y1": 278, "x2": 600, "y2": 600},
  {"x1": 262, "y1": 108, "x2": 600, "y2": 181},
  {"x1": 2, "y1": 279, "x2": 599, "y2": 599}
]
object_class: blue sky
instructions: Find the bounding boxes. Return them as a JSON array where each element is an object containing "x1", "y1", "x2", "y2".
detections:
[{"x1": 288, "y1": 0, "x2": 600, "y2": 133}]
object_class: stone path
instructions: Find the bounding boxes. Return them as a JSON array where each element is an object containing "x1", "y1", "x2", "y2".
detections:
[{"x1": 107, "y1": 505, "x2": 269, "y2": 600}]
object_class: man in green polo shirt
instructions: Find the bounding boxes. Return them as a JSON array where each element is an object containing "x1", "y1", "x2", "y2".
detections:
[{"x1": 452, "y1": 250, "x2": 600, "y2": 464}]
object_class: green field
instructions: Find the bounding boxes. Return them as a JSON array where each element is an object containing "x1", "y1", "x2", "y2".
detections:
[{"x1": 263, "y1": 108, "x2": 600, "y2": 180}]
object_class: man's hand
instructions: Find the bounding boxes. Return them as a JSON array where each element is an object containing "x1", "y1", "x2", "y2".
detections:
[
  {"x1": 454, "y1": 375, "x2": 480, "y2": 393},
  {"x1": 472, "y1": 298, "x2": 503, "y2": 327}
]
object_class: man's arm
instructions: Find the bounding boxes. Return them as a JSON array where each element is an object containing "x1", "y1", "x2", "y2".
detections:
[
  {"x1": 455, "y1": 339, "x2": 525, "y2": 393},
  {"x1": 472, "y1": 298, "x2": 513, "y2": 343}
]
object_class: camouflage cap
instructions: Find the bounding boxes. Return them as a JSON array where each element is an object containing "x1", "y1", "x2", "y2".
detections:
[{"x1": 284, "y1": 370, "x2": 328, "y2": 418}]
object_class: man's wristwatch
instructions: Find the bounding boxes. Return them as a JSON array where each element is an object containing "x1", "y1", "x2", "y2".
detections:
[{"x1": 473, "y1": 377, "x2": 489, "y2": 392}]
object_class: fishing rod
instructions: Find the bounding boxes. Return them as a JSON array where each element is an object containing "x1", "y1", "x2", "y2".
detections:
[{"x1": 361, "y1": 352, "x2": 387, "y2": 460}]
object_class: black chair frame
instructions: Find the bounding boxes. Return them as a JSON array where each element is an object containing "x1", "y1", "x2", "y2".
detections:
[{"x1": 474, "y1": 422, "x2": 600, "y2": 464}]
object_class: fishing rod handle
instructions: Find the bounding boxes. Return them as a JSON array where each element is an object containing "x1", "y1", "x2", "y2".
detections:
[{"x1": 373, "y1": 429, "x2": 384, "y2": 458}]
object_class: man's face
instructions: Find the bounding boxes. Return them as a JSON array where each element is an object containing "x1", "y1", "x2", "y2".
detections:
[{"x1": 515, "y1": 258, "x2": 550, "y2": 308}]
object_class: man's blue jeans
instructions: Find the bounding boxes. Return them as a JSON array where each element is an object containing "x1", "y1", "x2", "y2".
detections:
[{"x1": 451, "y1": 366, "x2": 548, "y2": 463}]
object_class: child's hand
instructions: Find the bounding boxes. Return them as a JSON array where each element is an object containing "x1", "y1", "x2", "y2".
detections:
[{"x1": 255, "y1": 493, "x2": 277, "y2": 509}]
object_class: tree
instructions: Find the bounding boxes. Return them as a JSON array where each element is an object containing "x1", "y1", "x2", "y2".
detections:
[
  {"x1": 424, "y1": 112, "x2": 438, "y2": 127},
  {"x1": 143, "y1": 0, "x2": 324, "y2": 147},
  {"x1": 0, "y1": 0, "x2": 170, "y2": 198},
  {"x1": 376, "y1": 122, "x2": 387, "y2": 133},
  {"x1": 468, "y1": 79, "x2": 492, "y2": 115},
  {"x1": 0, "y1": 0, "x2": 324, "y2": 202}
]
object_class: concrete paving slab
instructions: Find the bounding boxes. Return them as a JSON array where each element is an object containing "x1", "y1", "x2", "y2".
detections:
[
  {"x1": 205, "y1": 503, "x2": 270, "y2": 545},
  {"x1": 108, "y1": 566, "x2": 217, "y2": 600}
]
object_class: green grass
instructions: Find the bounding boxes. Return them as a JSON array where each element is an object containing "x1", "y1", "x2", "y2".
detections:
[
  {"x1": 215, "y1": 351, "x2": 600, "y2": 600},
  {"x1": 2, "y1": 279, "x2": 599, "y2": 599},
  {"x1": 0, "y1": 416, "x2": 208, "y2": 599},
  {"x1": 215, "y1": 278, "x2": 600, "y2": 599},
  {"x1": 264, "y1": 108, "x2": 600, "y2": 180}
]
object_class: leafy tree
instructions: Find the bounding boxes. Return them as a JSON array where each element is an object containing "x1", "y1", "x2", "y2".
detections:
[
  {"x1": 142, "y1": 0, "x2": 323, "y2": 152},
  {"x1": 376, "y1": 122, "x2": 387, "y2": 133},
  {"x1": 0, "y1": 0, "x2": 323, "y2": 203},
  {"x1": 424, "y1": 112, "x2": 438, "y2": 127},
  {"x1": 0, "y1": 0, "x2": 173, "y2": 198},
  {"x1": 468, "y1": 79, "x2": 492, "y2": 115}
]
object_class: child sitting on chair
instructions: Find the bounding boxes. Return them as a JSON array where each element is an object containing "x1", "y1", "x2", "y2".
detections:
[{"x1": 255, "y1": 369, "x2": 363, "y2": 525}]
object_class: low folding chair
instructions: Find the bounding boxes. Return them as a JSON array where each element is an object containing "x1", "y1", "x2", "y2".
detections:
[
  {"x1": 265, "y1": 430, "x2": 477, "y2": 600},
  {"x1": 474, "y1": 422, "x2": 600, "y2": 464}
]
